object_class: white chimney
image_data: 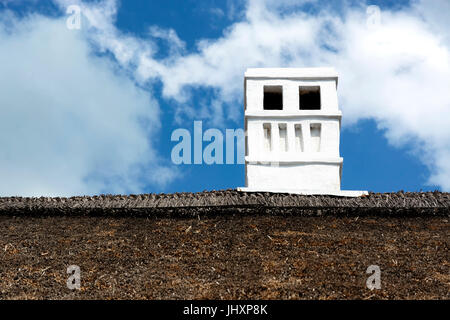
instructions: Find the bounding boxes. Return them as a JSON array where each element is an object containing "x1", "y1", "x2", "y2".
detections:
[{"x1": 238, "y1": 68, "x2": 367, "y2": 197}]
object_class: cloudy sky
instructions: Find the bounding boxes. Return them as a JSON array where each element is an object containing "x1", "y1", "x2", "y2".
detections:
[{"x1": 0, "y1": 0, "x2": 449, "y2": 196}]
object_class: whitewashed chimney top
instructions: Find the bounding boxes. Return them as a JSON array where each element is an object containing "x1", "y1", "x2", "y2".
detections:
[{"x1": 239, "y1": 67, "x2": 367, "y2": 197}]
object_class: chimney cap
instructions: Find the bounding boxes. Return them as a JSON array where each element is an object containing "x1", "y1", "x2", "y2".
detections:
[{"x1": 245, "y1": 67, "x2": 338, "y2": 84}]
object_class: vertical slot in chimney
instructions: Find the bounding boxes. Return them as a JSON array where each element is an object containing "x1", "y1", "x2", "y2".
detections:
[
  {"x1": 263, "y1": 123, "x2": 272, "y2": 151},
  {"x1": 295, "y1": 124, "x2": 303, "y2": 152},
  {"x1": 279, "y1": 123, "x2": 287, "y2": 152},
  {"x1": 310, "y1": 123, "x2": 321, "y2": 152}
]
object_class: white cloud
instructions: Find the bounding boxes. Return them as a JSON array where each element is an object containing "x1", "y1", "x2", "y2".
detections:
[
  {"x1": 330, "y1": 4, "x2": 450, "y2": 190},
  {"x1": 0, "y1": 12, "x2": 178, "y2": 196}
]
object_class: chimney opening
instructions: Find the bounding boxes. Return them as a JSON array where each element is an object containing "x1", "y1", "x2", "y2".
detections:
[
  {"x1": 300, "y1": 86, "x2": 321, "y2": 110},
  {"x1": 263, "y1": 86, "x2": 283, "y2": 110}
]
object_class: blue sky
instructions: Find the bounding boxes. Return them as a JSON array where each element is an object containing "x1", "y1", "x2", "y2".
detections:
[{"x1": 0, "y1": 0, "x2": 449, "y2": 196}]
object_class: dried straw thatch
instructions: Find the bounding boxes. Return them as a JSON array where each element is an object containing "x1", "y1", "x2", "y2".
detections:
[{"x1": 0, "y1": 190, "x2": 449, "y2": 217}]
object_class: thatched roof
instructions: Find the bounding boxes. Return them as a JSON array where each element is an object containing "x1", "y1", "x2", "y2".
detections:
[
  {"x1": 1, "y1": 190, "x2": 448, "y2": 299},
  {"x1": 1, "y1": 214, "x2": 448, "y2": 299},
  {"x1": 0, "y1": 190, "x2": 449, "y2": 216}
]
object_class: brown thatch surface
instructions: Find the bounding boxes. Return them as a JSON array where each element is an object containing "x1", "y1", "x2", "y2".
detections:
[
  {"x1": 0, "y1": 190, "x2": 449, "y2": 217},
  {"x1": 0, "y1": 215, "x2": 448, "y2": 299},
  {"x1": 0, "y1": 190, "x2": 448, "y2": 299}
]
